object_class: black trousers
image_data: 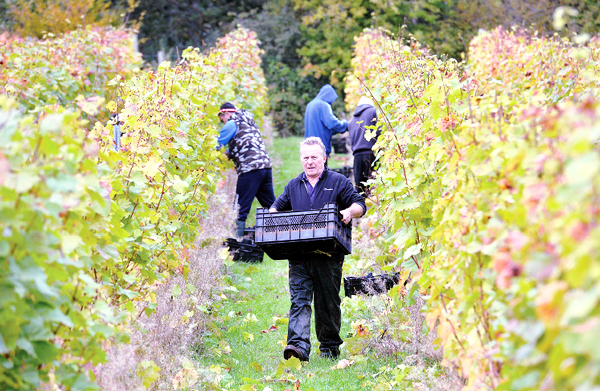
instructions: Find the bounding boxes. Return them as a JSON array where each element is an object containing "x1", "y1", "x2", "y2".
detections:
[
  {"x1": 235, "y1": 168, "x2": 276, "y2": 222},
  {"x1": 287, "y1": 256, "x2": 343, "y2": 358},
  {"x1": 353, "y1": 151, "x2": 376, "y2": 196}
]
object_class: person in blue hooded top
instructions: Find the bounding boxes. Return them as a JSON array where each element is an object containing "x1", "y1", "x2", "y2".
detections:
[{"x1": 304, "y1": 84, "x2": 347, "y2": 156}]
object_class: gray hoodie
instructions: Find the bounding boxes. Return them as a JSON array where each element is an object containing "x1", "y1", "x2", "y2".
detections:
[{"x1": 348, "y1": 97, "x2": 380, "y2": 155}]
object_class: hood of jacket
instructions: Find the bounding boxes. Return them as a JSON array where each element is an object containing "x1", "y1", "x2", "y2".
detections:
[
  {"x1": 353, "y1": 97, "x2": 375, "y2": 116},
  {"x1": 353, "y1": 104, "x2": 374, "y2": 117},
  {"x1": 314, "y1": 84, "x2": 338, "y2": 105}
]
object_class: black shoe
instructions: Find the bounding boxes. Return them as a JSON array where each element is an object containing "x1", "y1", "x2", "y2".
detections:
[
  {"x1": 284, "y1": 345, "x2": 308, "y2": 362},
  {"x1": 319, "y1": 347, "x2": 340, "y2": 359}
]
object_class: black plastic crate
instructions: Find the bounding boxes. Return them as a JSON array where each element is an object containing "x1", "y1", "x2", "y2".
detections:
[
  {"x1": 330, "y1": 166, "x2": 353, "y2": 179},
  {"x1": 332, "y1": 136, "x2": 349, "y2": 154},
  {"x1": 225, "y1": 238, "x2": 264, "y2": 263},
  {"x1": 343, "y1": 273, "x2": 401, "y2": 297},
  {"x1": 254, "y1": 203, "x2": 352, "y2": 260}
]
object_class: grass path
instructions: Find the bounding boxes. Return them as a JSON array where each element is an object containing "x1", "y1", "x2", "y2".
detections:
[
  {"x1": 193, "y1": 136, "x2": 400, "y2": 390},
  {"x1": 194, "y1": 257, "x2": 397, "y2": 391}
]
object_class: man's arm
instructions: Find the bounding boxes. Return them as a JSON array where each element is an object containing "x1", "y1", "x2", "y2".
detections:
[
  {"x1": 340, "y1": 203, "x2": 365, "y2": 224},
  {"x1": 270, "y1": 182, "x2": 292, "y2": 212},
  {"x1": 217, "y1": 120, "x2": 237, "y2": 149},
  {"x1": 322, "y1": 104, "x2": 347, "y2": 134},
  {"x1": 337, "y1": 176, "x2": 367, "y2": 223}
]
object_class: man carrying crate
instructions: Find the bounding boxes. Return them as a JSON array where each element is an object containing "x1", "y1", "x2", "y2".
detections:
[{"x1": 269, "y1": 137, "x2": 366, "y2": 361}]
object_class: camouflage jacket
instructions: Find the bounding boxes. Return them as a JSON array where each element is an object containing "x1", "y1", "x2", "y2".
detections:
[{"x1": 228, "y1": 109, "x2": 272, "y2": 174}]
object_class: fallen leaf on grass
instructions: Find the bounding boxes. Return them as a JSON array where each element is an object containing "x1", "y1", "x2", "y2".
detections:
[
  {"x1": 261, "y1": 325, "x2": 279, "y2": 333},
  {"x1": 356, "y1": 324, "x2": 369, "y2": 337},
  {"x1": 250, "y1": 361, "x2": 263, "y2": 372},
  {"x1": 331, "y1": 359, "x2": 355, "y2": 370}
]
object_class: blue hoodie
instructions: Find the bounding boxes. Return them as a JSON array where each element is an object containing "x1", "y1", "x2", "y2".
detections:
[{"x1": 304, "y1": 84, "x2": 347, "y2": 156}]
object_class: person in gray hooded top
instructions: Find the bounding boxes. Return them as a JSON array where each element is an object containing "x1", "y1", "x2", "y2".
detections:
[{"x1": 347, "y1": 96, "x2": 381, "y2": 196}]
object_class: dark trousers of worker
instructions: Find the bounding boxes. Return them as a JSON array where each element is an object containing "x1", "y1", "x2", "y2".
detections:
[
  {"x1": 353, "y1": 151, "x2": 376, "y2": 196},
  {"x1": 287, "y1": 256, "x2": 343, "y2": 358},
  {"x1": 235, "y1": 168, "x2": 276, "y2": 222}
]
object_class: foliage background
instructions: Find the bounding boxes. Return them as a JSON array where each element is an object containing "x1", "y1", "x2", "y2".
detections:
[
  {"x1": 0, "y1": 23, "x2": 268, "y2": 390},
  {"x1": 2, "y1": 0, "x2": 599, "y2": 135},
  {"x1": 344, "y1": 24, "x2": 600, "y2": 390}
]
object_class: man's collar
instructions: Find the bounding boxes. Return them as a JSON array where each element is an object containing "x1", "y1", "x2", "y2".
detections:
[{"x1": 302, "y1": 168, "x2": 327, "y2": 182}]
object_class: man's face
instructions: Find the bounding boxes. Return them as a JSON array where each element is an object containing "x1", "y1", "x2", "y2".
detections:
[
  {"x1": 300, "y1": 144, "x2": 326, "y2": 179},
  {"x1": 218, "y1": 112, "x2": 232, "y2": 124}
]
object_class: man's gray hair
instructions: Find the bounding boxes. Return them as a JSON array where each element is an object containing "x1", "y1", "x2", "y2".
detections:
[{"x1": 300, "y1": 137, "x2": 327, "y2": 157}]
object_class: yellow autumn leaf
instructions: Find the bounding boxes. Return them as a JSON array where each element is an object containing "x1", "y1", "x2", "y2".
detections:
[
  {"x1": 331, "y1": 359, "x2": 355, "y2": 370},
  {"x1": 142, "y1": 156, "x2": 162, "y2": 178},
  {"x1": 107, "y1": 100, "x2": 117, "y2": 112},
  {"x1": 172, "y1": 176, "x2": 189, "y2": 193}
]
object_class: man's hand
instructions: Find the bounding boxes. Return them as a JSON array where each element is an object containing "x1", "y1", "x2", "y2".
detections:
[
  {"x1": 340, "y1": 203, "x2": 364, "y2": 225},
  {"x1": 340, "y1": 209, "x2": 353, "y2": 224},
  {"x1": 269, "y1": 208, "x2": 277, "y2": 212}
]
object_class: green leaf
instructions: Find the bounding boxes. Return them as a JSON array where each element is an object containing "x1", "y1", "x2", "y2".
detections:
[
  {"x1": 393, "y1": 226, "x2": 416, "y2": 248},
  {"x1": 0, "y1": 241, "x2": 9, "y2": 257},
  {"x1": 243, "y1": 265, "x2": 259, "y2": 275},
  {"x1": 61, "y1": 234, "x2": 82, "y2": 254},
  {"x1": 403, "y1": 243, "x2": 422, "y2": 260},
  {"x1": 172, "y1": 284, "x2": 182, "y2": 297},
  {"x1": 39, "y1": 114, "x2": 64, "y2": 133},
  {"x1": 393, "y1": 197, "x2": 420, "y2": 212},
  {"x1": 405, "y1": 284, "x2": 420, "y2": 307},
  {"x1": 561, "y1": 288, "x2": 600, "y2": 326},
  {"x1": 40, "y1": 308, "x2": 74, "y2": 327},
  {"x1": 172, "y1": 178, "x2": 189, "y2": 194},
  {"x1": 32, "y1": 341, "x2": 58, "y2": 363},
  {"x1": 14, "y1": 171, "x2": 40, "y2": 193},
  {"x1": 564, "y1": 152, "x2": 600, "y2": 186},
  {"x1": 21, "y1": 367, "x2": 40, "y2": 388},
  {"x1": 47, "y1": 175, "x2": 78, "y2": 193},
  {"x1": 401, "y1": 258, "x2": 420, "y2": 273},
  {"x1": 249, "y1": 361, "x2": 263, "y2": 372},
  {"x1": 22, "y1": 318, "x2": 53, "y2": 341},
  {"x1": 283, "y1": 356, "x2": 302, "y2": 370},
  {"x1": 16, "y1": 338, "x2": 36, "y2": 356},
  {"x1": 0, "y1": 333, "x2": 8, "y2": 354}
]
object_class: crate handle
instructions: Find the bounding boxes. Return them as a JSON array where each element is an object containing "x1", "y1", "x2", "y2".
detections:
[
  {"x1": 294, "y1": 203, "x2": 326, "y2": 225},
  {"x1": 306, "y1": 202, "x2": 335, "y2": 225}
]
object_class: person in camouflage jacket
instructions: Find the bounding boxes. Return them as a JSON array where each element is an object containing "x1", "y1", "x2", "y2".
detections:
[{"x1": 217, "y1": 102, "x2": 275, "y2": 236}]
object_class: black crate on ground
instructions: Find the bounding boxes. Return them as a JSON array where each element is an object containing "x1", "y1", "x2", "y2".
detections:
[
  {"x1": 330, "y1": 166, "x2": 353, "y2": 179},
  {"x1": 343, "y1": 272, "x2": 401, "y2": 297},
  {"x1": 255, "y1": 203, "x2": 352, "y2": 260},
  {"x1": 225, "y1": 238, "x2": 264, "y2": 263},
  {"x1": 332, "y1": 136, "x2": 349, "y2": 154}
]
